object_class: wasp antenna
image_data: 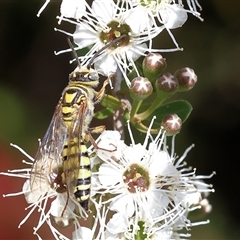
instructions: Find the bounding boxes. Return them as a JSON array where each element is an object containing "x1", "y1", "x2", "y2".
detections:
[
  {"x1": 67, "y1": 38, "x2": 81, "y2": 69},
  {"x1": 87, "y1": 34, "x2": 126, "y2": 68}
]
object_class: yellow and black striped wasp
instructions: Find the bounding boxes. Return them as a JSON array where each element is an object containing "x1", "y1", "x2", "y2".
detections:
[{"x1": 30, "y1": 36, "x2": 125, "y2": 226}]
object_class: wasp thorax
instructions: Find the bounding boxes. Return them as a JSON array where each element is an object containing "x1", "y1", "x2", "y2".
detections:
[
  {"x1": 123, "y1": 164, "x2": 150, "y2": 193},
  {"x1": 100, "y1": 20, "x2": 131, "y2": 50}
]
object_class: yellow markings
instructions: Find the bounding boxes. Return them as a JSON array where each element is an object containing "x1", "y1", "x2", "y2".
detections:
[
  {"x1": 32, "y1": 53, "x2": 109, "y2": 214},
  {"x1": 65, "y1": 92, "x2": 78, "y2": 103}
]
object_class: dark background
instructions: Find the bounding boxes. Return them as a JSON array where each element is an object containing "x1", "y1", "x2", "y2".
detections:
[{"x1": 1, "y1": 0, "x2": 240, "y2": 239}]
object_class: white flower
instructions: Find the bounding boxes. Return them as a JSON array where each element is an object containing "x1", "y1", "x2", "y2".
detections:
[
  {"x1": 54, "y1": 0, "x2": 166, "y2": 86},
  {"x1": 92, "y1": 117, "x2": 214, "y2": 238},
  {"x1": 125, "y1": 0, "x2": 203, "y2": 50},
  {"x1": 0, "y1": 142, "x2": 84, "y2": 240},
  {"x1": 95, "y1": 126, "x2": 176, "y2": 220},
  {"x1": 128, "y1": 0, "x2": 203, "y2": 21},
  {"x1": 96, "y1": 129, "x2": 170, "y2": 218}
]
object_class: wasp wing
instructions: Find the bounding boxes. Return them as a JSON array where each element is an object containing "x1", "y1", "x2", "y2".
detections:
[{"x1": 30, "y1": 100, "x2": 68, "y2": 192}]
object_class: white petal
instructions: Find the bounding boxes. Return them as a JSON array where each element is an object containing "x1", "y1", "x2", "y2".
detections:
[
  {"x1": 125, "y1": 43, "x2": 147, "y2": 61},
  {"x1": 74, "y1": 24, "x2": 97, "y2": 48},
  {"x1": 98, "y1": 163, "x2": 121, "y2": 186},
  {"x1": 60, "y1": 0, "x2": 86, "y2": 19},
  {"x1": 181, "y1": 187, "x2": 202, "y2": 207},
  {"x1": 92, "y1": 0, "x2": 115, "y2": 23},
  {"x1": 107, "y1": 212, "x2": 128, "y2": 234},
  {"x1": 160, "y1": 4, "x2": 188, "y2": 29},
  {"x1": 110, "y1": 194, "x2": 134, "y2": 217},
  {"x1": 124, "y1": 143, "x2": 146, "y2": 163},
  {"x1": 23, "y1": 179, "x2": 48, "y2": 204},
  {"x1": 105, "y1": 230, "x2": 123, "y2": 240},
  {"x1": 149, "y1": 150, "x2": 179, "y2": 177},
  {"x1": 50, "y1": 193, "x2": 75, "y2": 218},
  {"x1": 96, "y1": 131, "x2": 125, "y2": 161},
  {"x1": 153, "y1": 230, "x2": 173, "y2": 239},
  {"x1": 98, "y1": 131, "x2": 122, "y2": 147},
  {"x1": 145, "y1": 190, "x2": 169, "y2": 217},
  {"x1": 72, "y1": 226, "x2": 93, "y2": 240},
  {"x1": 124, "y1": 7, "x2": 152, "y2": 33},
  {"x1": 94, "y1": 54, "x2": 118, "y2": 76}
]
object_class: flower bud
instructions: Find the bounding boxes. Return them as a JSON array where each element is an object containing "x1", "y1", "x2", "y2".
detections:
[
  {"x1": 155, "y1": 73, "x2": 178, "y2": 98},
  {"x1": 130, "y1": 77, "x2": 153, "y2": 101},
  {"x1": 175, "y1": 67, "x2": 197, "y2": 91},
  {"x1": 142, "y1": 53, "x2": 167, "y2": 81},
  {"x1": 161, "y1": 114, "x2": 182, "y2": 135}
]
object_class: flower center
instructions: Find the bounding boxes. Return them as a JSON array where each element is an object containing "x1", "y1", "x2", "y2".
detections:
[
  {"x1": 123, "y1": 163, "x2": 150, "y2": 193},
  {"x1": 99, "y1": 20, "x2": 131, "y2": 50}
]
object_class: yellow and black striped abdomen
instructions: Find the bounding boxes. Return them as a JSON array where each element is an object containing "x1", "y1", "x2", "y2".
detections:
[
  {"x1": 74, "y1": 141, "x2": 91, "y2": 210},
  {"x1": 61, "y1": 138, "x2": 91, "y2": 210}
]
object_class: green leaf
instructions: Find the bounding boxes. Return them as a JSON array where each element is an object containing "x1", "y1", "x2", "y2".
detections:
[
  {"x1": 94, "y1": 108, "x2": 114, "y2": 119},
  {"x1": 133, "y1": 100, "x2": 192, "y2": 134},
  {"x1": 100, "y1": 94, "x2": 122, "y2": 109},
  {"x1": 95, "y1": 94, "x2": 122, "y2": 120},
  {"x1": 151, "y1": 100, "x2": 193, "y2": 123}
]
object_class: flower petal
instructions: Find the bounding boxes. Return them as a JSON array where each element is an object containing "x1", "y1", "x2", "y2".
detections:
[{"x1": 160, "y1": 4, "x2": 188, "y2": 29}]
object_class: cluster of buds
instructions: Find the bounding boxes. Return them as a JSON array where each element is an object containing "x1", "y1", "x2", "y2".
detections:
[{"x1": 107, "y1": 52, "x2": 197, "y2": 135}]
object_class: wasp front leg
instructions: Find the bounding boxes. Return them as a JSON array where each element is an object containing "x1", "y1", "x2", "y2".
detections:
[
  {"x1": 88, "y1": 125, "x2": 106, "y2": 134},
  {"x1": 94, "y1": 75, "x2": 114, "y2": 103}
]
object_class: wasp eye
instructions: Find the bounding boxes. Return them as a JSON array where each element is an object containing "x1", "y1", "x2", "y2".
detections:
[{"x1": 88, "y1": 72, "x2": 99, "y2": 81}]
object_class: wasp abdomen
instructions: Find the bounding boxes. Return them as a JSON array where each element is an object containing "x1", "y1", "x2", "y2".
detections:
[
  {"x1": 74, "y1": 146, "x2": 91, "y2": 210},
  {"x1": 62, "y1": 139, "x2": 91, "y2": 211}
]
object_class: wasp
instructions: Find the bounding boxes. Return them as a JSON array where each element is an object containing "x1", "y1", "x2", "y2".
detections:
[
  {"x1": 30, "y1": 61, "x2": 108, "y2": 211},
  {"x1": 30, "y1": 36, "x2": 125, "y2": 225}
]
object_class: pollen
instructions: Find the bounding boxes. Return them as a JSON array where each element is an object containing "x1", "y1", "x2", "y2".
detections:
[
  {"x1": 99, "y1": 20, "x2": 131, "y2": 50},
  {"x1": 123, "y1": 163, "x2": 150, "y2": 193}
]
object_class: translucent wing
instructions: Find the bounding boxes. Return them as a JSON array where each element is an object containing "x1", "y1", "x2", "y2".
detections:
[{"x1": 30, "y1": 100, "x2": 68, "y2": 192}]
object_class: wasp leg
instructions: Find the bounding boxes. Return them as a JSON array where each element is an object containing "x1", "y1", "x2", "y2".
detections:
[
  {"x1": 94, "y1": 75, "x2": 114, "y2": 103},
  {"x1": 86, "y1": 128, "x2": 117, "y2": 152},
  {"x1": 88, "y1": 125, "x2": 105, "y2": 134}
]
